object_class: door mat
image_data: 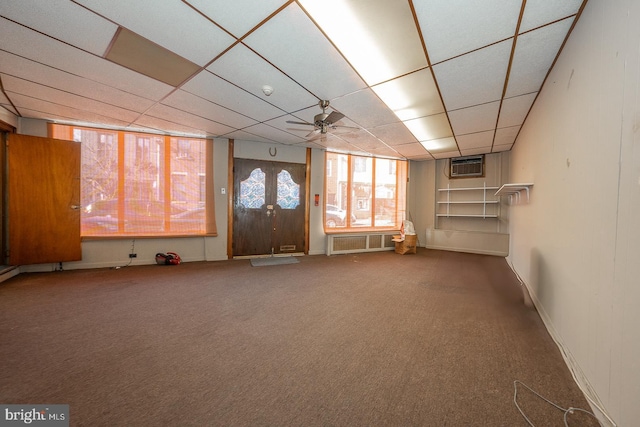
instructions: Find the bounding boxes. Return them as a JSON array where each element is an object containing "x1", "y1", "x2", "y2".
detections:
[{"x1": 250, "y1": 257, "x2": 300, "y2": 267}]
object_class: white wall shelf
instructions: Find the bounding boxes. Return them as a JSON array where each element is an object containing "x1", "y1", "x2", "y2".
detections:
[
  {"x1": 495, "y1": 183, "x2": 534, "y2": 204},
  {"x1": 437, "y1": 183, "x2": 500, "y2": 219}
]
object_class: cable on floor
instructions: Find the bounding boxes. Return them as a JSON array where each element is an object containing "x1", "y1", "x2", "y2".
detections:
[{"x1": 513, "y1": 380, "x2": 603, "y2": 427}]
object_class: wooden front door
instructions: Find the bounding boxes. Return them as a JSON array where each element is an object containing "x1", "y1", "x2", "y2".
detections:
[
  {"x1": 233, "y1": 159, "x2": 306, "y2": 257},
  {"x1": 8, "y1": 134, "x2": 82, "y2": 265}
]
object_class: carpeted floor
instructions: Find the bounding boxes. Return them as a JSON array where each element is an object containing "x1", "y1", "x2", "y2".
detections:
[
  {"x1": 250, "y1": 256, "x2": 300, "y2": 267},
  {"x1": 0, "y1": 249, "x2": 600, "y2": 426}
]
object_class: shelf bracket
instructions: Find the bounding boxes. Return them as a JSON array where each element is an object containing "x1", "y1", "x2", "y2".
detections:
[{"x1": 494, "y1": 183, "x2": 534, "y2": 204}]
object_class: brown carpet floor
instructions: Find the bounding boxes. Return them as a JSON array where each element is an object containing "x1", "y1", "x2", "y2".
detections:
[{"x1": 0, "y1": 249, "x2": 600, "y2": 426}]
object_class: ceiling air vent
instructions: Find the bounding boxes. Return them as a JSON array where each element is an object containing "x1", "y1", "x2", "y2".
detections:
[{"x1": 450, "y1": 155, "x2": 484, "y2": 178}]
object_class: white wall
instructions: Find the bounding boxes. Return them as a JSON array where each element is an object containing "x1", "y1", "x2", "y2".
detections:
[
  {"x1": 507, "y1": 1, "x2": 640, "y2": 425},
  {"x1": 409, "y1": 153, "x2": 511, "y2": 256}
]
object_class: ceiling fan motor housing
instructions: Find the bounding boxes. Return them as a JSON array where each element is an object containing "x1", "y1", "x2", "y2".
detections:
[{"x1": 314, "y1": 112, "x2": 330, "y2": 126}]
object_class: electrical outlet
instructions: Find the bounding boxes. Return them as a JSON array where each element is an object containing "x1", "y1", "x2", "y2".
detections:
[{"x1": 129, "y1": 253, "x2": 137, "y2": 258}]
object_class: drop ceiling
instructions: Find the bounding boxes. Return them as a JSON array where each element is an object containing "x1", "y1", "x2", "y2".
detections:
[{"x1": 0, "y1": 0, "x2": 587, "y2": 160}]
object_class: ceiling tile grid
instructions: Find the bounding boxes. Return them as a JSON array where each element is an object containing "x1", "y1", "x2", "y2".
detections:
[{"x1": 0, "y1": 0, "x2": 587, "y2": 160}]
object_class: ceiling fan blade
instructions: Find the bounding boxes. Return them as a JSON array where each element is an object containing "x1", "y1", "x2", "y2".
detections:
[
  {"x1": 286, "y1": 120, "x2": 314, "y2": 126},
  {"x1": 325, "y1": 111, "x2": 345, "y2": 124},
  {"x1": 332, "y1": 124, "x2": 359, "y2": 129},
  {"x1": 306, "y1": 129, "x2": 321, "y2": 138}
]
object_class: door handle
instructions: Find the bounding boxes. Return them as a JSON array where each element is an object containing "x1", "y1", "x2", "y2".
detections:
[{"x1": 70, "y1": 205, "x2": 81, "y2": 210}]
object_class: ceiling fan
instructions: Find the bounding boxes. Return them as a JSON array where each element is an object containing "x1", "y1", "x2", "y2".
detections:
[{"x1": 286, "y1": 100, "x2": 352, "y2": 135}]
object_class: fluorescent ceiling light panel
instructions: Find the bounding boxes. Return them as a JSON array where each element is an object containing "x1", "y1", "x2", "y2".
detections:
[
  {"x1": 404, "y1": 113, "x2": 452, "y2": 143},
  {"x1": 105, "y1": 27, "x2": 201, "y2": 87},
  {"x1": 420, "y1": 137, "x2": 457, "y2": 153},
  {"x1": 299, "y1": 0, "x2": 427, "y2": 85},
  {"x1": 372, "y1": 69, "x2": 444, "y2": 121}
]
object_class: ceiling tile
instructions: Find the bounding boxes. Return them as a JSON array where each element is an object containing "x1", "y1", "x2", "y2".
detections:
[
  {"x1": 1, "y1": 89, "x2": 18, "y2": 115},
  {"x1": 434, "y1": 40, "x2": 512, "y2": 111},
  {"x1": 186, "y1": 0, "x2": 288, "y2": 39},
  {"x1": 4, "y1": 75, "x2": 140, "y2": 123},
  {"x1": 0, "y1": 51, "x2": 156, "y2": 113},
  {"x1": 299, "y1": 0, "x2": 428, "y2": 85},
  {"x1": 448, "y1": 102, "x2": 500, "y2": 136},
  {"x1": 505, "y1": 19, "x2": 574, "y2": 98},
  {"x1": 520, "y1": 0, "x2": 583, "y2": 33},
  {"x1": 222, "y1": 129, "x2": 280, "y2": 144},
  {"x1": 456, "y1": 130, "x2": 495, "y2": 151},
  {"x1": 494, "y1": 125, "x2": 521, "y2": 147},
  {"x1": 366, "y1": 146, "x2": 404, "y2": 159},
  {"x1": 0, "y1": 18, "x2": 174, "y2": 100},
  {"x1": 372, "y1": 68, "x2": 444, "y2": 121},
  {"x1": 393, "y1": 143, "x2": 430, "y2": 158},
  {"x1": 243, "y1": 3, "x2": 366, "y2": 101},
  {"x1": 497, "y1": 93, "x2": 538, "y2": 128},
  {"x1": 207, "y1": 44, "x2": 318, "y2": 113},
  {"x1": 142, "y1": 103, "x2": 235, "y2": 136},
  {"x1": 368, "y1": 122, "x2": 418, "y2": 146},
  {"x1": 161, "y1": 89, "x2": 257, "y2": 130},
  {"x1": 133, "y1": 114, "x2": 214, "y2": 137},
  {"x1": 242, "y1": 122, "x2": 307, "y2": 145},
  {"x1": 8, "y1": 93, "x2": 131, "y2": 127},
  {"x1": 310, "y1": 133, "x2": 360, "y2": 153},
  {"x1": 182, "y1": 71, "x2": 285, "y2": 122},
  {"x1": 0, "y1": 0, "x2": 116, "y2": 55},
  {"x1": 0, "y1": 1, "x2": 589, "y2": 161},
  {"x1": 460, "y1": 147, "x2": 493, "y2": 156},
  {"x1": 492, "y1": 144, "x2": 514, "y2": 153},
  {"x1": 432, "y1": 150, "x2": 461, "y2": 160},
  {"x1": 74, "y1": 0, "x2": 234, "y2": 66},
  {"x1": 415, "y1": 0, "x2": 522, "y2": 64},
  {"x1": 334, "y1": 129, "x2": 385, "y2": 151},
  {"x1": 329, "y1": 89, "x2": 399, "y2": 129}
]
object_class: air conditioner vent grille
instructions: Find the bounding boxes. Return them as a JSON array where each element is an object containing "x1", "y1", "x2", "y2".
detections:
[{"x1": 450, "y1": 155, "x2": 484, "y2": 177}]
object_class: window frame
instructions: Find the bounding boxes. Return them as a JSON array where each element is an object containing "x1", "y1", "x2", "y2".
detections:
[
  {"x1": 323, "y1": 151, "x2": 406, "y2": 233},
  {"x1": 49, "y1": 123, "x2": 216, "y2": 239}
]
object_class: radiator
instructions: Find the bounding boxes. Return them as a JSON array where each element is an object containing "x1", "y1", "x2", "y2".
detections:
[{"x1": 326, "y1": 232, "x2": 398, "y2": 255}]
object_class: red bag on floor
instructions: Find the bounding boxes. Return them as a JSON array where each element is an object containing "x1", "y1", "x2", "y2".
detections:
[{"x1": 155, "y1": 252, "x2": 181, "y2": 265}]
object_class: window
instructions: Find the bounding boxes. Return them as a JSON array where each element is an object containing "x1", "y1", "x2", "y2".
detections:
[
  {"x1": 50, "y1": 124, "x2": 215, "y2": 237},
  {"x1": 324, "y1": 152, "x2": 406, "y2": 231}
]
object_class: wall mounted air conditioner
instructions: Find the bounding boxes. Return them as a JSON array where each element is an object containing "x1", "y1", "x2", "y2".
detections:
[{"x1": 450, "y1": 155, "x2": 484, "y2": 178}]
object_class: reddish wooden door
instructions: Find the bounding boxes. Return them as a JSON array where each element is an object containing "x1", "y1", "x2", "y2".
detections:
[
  {"x1": 233, "y1": 159, "x2": 305, "y2": 257},
  {"x1": 8, "y1": 134, "x2": 81, "y2": 265}
]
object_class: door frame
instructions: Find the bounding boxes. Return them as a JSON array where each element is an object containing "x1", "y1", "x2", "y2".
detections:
[{"x1": 227, "y1": 144, "x2": 311, "y2": 259}]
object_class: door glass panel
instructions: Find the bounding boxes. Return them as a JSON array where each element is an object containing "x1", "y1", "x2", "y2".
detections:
[
  {"x1": 276, "y1": 170, "x2": 300, "y2": 209},
  {"x1": 240, "y1": 168, "x2": 266, "y2": 209}
]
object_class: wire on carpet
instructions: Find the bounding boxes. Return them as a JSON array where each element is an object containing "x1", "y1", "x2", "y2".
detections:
[{"x1": 513, "y1": 380, "x2": 603, "y2": 427}]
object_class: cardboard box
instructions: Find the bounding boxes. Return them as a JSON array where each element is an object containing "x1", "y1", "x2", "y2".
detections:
[{"x1": 394, "y1": 234, "x2": 417, "y2": 254}]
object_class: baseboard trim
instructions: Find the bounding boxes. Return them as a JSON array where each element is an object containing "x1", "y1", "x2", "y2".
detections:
[
  {"x1": 0, "y1": 266, "x2": 20, "y2": 283},
  {"x1": 505, "y1": 259, "x2": 617, "y2": 427}
]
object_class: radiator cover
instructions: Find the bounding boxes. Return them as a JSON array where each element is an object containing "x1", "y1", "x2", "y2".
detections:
[{"x1": 326, "y1": 232, "x2": 398, "y2": 255}]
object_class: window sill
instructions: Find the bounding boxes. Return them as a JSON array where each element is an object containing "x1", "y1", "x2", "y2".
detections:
[{"x1": 81, "y1": 233, "x2": 218, "y2": 241}]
